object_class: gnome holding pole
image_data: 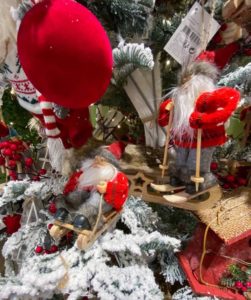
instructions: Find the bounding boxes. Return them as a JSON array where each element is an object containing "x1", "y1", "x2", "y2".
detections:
[
  {"x1": 158, "y1": 53, "x2": 240, "y2": 195},
  {"x1": 50, "y1": 142, "x2": 129, "y2": 243}
]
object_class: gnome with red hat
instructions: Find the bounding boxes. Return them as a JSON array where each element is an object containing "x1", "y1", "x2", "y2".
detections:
[
  {"x1": 158, "y1": 52, "x2": 240, "y2": 194},
  {"x1": 50, "y1": 142, "x2": 129, "y2": 237}
]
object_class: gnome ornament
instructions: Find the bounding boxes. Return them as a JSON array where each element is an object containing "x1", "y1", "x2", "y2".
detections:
[
  {"x1": 49, "y1": 142, "x2": 129, "y2": 245},
  {"x1": 158, "y1": 53, "x2": 240, "y2": 195}
]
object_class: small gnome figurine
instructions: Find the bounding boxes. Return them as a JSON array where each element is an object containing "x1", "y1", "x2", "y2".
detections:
[
  {"x1": 50, "y1": 141, "x2": 129, "y2": 241},
  {"x1": 158, "y1": 53, "x2": 240, "y2": 194}
]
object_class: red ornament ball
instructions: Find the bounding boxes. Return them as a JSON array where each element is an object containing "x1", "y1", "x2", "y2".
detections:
[
  {"x1": 35, "y1": 245, "x2": 44, "y2": 254},
  {"x1": 210, "y1": 162, "x2": 218, "y2": 171},
  {"x1": 50, "y1": 245, "x2": 58, "y2": 253},
  {"x1": 49, "y1": 202, "x2": 57, "y2": 214},
  {"x1": 242, "y1": 286, "x2": 247, "y2": 292},
  {"x1": 25, "y1": 157, "x2": 33, "y2": 167},
  {"x1": 246, "y1": 282, "x2": 251, "y2": 288},
  {"x1": 17, "y1": 0, "x2": 113, "y2": 109},
  {"x1": 39, "y1": 168, "x2": 47, "y2": 175}
]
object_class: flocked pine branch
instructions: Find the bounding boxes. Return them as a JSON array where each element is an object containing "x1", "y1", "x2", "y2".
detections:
[
  {"x1": 0, "y1": 196, "x2": 181, "y2": 300},
  {"x1": 172, "y1": 286, "x2": 220, "y2": 300},
  {"x1": 218, "y1": 63, "x2": 251, "y2": 92},
  {"x1": 83, "y1": 0, "x2": 155, "y2": 37},
  {"x1": 159, "y1": 251, "x2": 185, "y2": 285},
  {"x1": 113, "y1": 43, "x2": 154, "y2": 84}
]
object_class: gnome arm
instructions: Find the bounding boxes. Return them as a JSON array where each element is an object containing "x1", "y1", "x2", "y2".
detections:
[
  {"x1": 189, "y1": 87, "x2": 240, "y2": 129},
  {"x1": 103, "y1": 172, "x2": 129, "y2": 211},
  {"x1": 63, "y1": 170, "x2": 83, "y2": 195},
  {"x1": 158, "y1": 99, "x2": 173, "y2": 127}
]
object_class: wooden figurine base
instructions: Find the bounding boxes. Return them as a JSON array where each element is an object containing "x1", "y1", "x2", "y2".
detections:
[{"x1": 127, "y1": 171, "x2": 222, "y2": 211}]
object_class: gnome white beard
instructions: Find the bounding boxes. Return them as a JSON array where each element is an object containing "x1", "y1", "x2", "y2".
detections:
[
  {"x1": 78, "y1": 158, "x2": 117, "y2": 190},
  {"x1": 171, "y1": 74, "x2": 216, "y2": 143}
]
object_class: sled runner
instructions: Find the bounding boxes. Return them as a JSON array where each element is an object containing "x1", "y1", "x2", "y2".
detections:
[{"x1": 50, "y1": 207, "x2": 122, "y2": 251}]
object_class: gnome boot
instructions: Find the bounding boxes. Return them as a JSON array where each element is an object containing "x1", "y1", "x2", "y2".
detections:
[
  {"x1": 73, "y1": 214, "x2": 91, "y2": 231},
  {"x1": 186, "y1": 172, "x2": 218, "y2": 195},
  {"x1": 170, "y1": 176, "x2": 185, "y2": 187},
  {"x1": 54, "y1": 207, "x2": 69, "y2": 222}
]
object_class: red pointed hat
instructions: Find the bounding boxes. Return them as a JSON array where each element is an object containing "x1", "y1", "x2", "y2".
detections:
[{"x1": 107, "y1": 141, "x2": 126, "y2": 160}]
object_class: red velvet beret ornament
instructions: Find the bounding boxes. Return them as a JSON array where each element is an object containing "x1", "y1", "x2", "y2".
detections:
[{"x1": 17, "y1": 0, "x2": 113, "y2": 109}]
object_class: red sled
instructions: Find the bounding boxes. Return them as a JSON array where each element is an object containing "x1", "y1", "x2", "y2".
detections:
[{"x1": 178, "y1": 223, "x2": 251, "y2": 300}]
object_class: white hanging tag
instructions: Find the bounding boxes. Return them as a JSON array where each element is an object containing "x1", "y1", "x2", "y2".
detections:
[{"x1": 164, "y1": 2, "x2": 220, "y2": 64}]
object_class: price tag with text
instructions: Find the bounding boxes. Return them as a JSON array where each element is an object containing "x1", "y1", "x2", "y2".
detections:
[{"x1": 164, "y1": 2, "x2": 220, "y2": 64}]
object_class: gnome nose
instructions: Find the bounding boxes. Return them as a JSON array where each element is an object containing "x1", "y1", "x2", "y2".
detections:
[{"x1": 93, "y1": 155, "x2": 107, "y2": 167}]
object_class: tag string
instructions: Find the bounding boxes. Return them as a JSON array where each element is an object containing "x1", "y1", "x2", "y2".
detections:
[{"x1": 200, "y1": 0, "x2": 217, "y2": 52}]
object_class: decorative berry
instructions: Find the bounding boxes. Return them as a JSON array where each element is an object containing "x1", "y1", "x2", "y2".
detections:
[
  {"x1": 226, "y1": 175, "x2": 235, "y2": 183},
  {"x1": 231, "y1": 183, "x2": 239, "y2": 189},
  {"x1": 48, "y1": 223, "x2": 53, "y2": 230},
  {"x1": 39, "y1": 168, "x2": 47, "y2": 175},
  {"x1": 3, "y1": 148, "x2": 13, "y2": 156},
  {"x1": 0, "y1": 156, "x2": 5, "y2": 166},
  {"x1": 50, "y1": 245, "x2": 58, "y2": 253},
  {"x1": 246, "y1": 282, "x2": 251, "y2": 288},
  {"x1": 49, "y1": 202, "x2": 57, "y2": 214},
  {"x1": 235, "y1": 281, "x2": 243, "y2": 289},
  {"x1": 222, "y1": 183, "x2": 230, "y2": 189},
  {"x1": 35, "y1": 245, "x2": 44, "y2": 254},
  {"x1": 12, "y1": 153, "x2": 22, "y2": 161},
  {"x1": 10, "y1": 144, "x2": 18, "y2": 151},
  {"x1": 210, "y1": 162, "x2": 218, "y2": 171},
  {"x1": 32, "y1": 175, "x2": 40, "y2": 181},
  {"x1": 8, "y1": 160, "x2": 17, "y2": 168},
  {"x1": 44, "y1": 250, "x2": 51, "y2": 254},
  {"x1": 9, "y1": 170, "x2": 17, "y2": 180},
  {"x1": 242, "y1": 286, "x2": 247, "y2": 292},
  {"x1": 238, "y1": 178, "x2": 247, "y2": 186},
  {"x1": 66, "y1": 231, "x2": 73, "y2": 240},
  {"x1": 25, "y1": 157, "x2": 33, "y2": 167}
]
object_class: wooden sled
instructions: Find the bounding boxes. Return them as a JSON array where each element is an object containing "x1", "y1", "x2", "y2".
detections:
[
  {"x1": 50, "y1": 209, "x2": 121, "y2": 251},
  {"x1": 163, "y1": 185, "x2": 222, "y2": 211}
]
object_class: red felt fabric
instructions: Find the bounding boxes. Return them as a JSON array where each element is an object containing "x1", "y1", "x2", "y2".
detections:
[
  {"x1": 2, "y1": 214, "x2": 21, "y2": 235},
  {"x1": 35, "y1": 106, "x2": 93, "y2": 149},
  {"x1": 158, "y1": 87, "x2": 240, "y2": 148},
  {"x1": 17, "y1": 0, "x2": 113, "y2": 109},
  {"x1": 104, "y1": 172, "x2": 129, "y2": 211},
  {"x1": 63, "y1": 170, "x2": 83, "y2": 195}
]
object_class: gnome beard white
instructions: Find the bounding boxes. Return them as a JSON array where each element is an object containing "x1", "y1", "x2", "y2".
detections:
[
  {"x1": 171, "y1": 74, "x2": 216, "y2": 144},
  {"x1": 78, "y1": 159, "x2": 117, "y2": 190}
]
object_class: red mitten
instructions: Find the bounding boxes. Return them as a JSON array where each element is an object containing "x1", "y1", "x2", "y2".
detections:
[
  {"x1": 158, "y1": 99, "x2": 172, "y2": 127},
  {"x1": 189, "y1": 111, "x2": 204, "y2": 129}
]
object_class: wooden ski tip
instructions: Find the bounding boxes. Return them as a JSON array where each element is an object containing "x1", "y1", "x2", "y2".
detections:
[
  {"x1": 151, "y1": 182, "x2": 185, "y2": 192},
  {"x1": 163, "y1": 185, "x2": 222, "y2": 211}
]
